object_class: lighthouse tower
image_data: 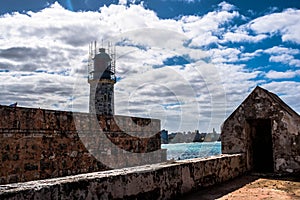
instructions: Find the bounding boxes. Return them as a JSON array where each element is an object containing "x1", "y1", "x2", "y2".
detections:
[{"x1": 88, "y1": 41, "x2": 116, "y2": 115}]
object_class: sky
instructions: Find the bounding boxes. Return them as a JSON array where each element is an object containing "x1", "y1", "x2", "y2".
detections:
[{"x1": 0, "y1": 0, "x2": 300, "y2": 133}]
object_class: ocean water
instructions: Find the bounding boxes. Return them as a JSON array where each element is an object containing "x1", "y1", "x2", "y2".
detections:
[{"x1": 161, "y1": 142, "x2": 221, "y2": 160}]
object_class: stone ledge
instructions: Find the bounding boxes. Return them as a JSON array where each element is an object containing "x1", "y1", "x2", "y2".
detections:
[{"x1": 0, "y1": 154, "x2": 246, "y2": 200}]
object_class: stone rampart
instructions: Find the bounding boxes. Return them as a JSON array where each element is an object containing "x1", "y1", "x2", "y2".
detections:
[
  {"x1": 0, "y1": 154, "x2": 246, "y2": 200},
  {"x1": 0, "y1": 105, "x2": 165, "y2": 184}
]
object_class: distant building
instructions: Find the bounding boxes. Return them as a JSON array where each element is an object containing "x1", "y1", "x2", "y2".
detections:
[
  {"x1": 222, "y1": 86, "x2": 300, "y2": 174},
  {"x1": 203, "y1": 128, "x2": 220, "y2": 142},
  {"x1": 168, "y1": 132, "x2": 177, "y2": 142},
  {"x1": 165, "y1": 129, "x2": 220, "y2": 143},
  {"x1": 160, "y1": 129, "x2": 169, "y2": 144}
]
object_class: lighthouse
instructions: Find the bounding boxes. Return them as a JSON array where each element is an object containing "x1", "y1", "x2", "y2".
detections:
[{"x1": 88, "y1": 41, "x2": 116, "y2": 115}]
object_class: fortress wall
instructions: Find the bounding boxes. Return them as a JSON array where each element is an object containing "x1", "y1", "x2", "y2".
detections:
[
  {"x1": 0, "y1": 154, "x2": 246, "y2": 200},
  {"x1": 0, "y1": 105, "x2": 165, "y2": 184}
]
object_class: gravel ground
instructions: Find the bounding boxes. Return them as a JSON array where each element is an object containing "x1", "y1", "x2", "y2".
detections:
[{"x1": 182, "y1": 174, "x2": 300, "y2": 200}]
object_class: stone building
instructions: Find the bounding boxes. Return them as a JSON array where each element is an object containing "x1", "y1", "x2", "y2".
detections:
[{"x1": 222, "y1": 86, "x2": 300, "y2": 174}]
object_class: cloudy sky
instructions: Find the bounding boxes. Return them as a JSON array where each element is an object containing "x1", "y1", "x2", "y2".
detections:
[{"x1": 0, "y1": 0, "x2": 300, "y2": 133}]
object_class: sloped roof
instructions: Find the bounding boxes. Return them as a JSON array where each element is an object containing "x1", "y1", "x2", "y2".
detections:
[
  {"x1": 258, "y1": 86, "x2": 300, "y2": 118},
  {"x1": 225, "y1": 86, "x2": 300, "y2": 123}
]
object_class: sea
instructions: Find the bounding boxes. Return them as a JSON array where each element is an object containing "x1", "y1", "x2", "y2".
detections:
[{"x1": 161, "y1": 142, "x2": 221, "y2": 160}]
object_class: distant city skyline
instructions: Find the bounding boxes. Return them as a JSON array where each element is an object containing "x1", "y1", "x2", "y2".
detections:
[{"x1": 0, "y1": 1, "x2": 300, "y2": 133}]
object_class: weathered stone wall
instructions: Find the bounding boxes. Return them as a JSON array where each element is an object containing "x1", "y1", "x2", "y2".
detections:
[
  {"x1": 221, "y1": 87, "x2": 300, "y2": 173},
  {"x1": 0, "y1": 154, "x2": 246, "y2": 200},
  {"x1": 0, "y1": 105, "x2": 165, "y2": 184}
]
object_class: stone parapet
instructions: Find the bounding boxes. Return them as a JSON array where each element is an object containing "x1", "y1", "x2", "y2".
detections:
[
  {"x1": 0, "y1": 154, "x2": 246, "y2": 200},
  {"x1": 0, "y1": 105, "x2": 165, "y2": 184}
]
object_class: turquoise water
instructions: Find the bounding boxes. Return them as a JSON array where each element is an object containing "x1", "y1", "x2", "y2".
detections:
[{"x1": 161, "y1": 142, "x2": 221, "y2": 160}]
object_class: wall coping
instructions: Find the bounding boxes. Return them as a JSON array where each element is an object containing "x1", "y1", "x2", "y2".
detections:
[
  {"x1": 0, "y1": 105, "x2": 160, "y2": 122},
  {"x1": 0, "y1": 153, "x2": 243, "y2": 194}
]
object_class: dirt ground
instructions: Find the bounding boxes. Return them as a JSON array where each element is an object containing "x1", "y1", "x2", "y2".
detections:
[{"x1": 183, "y1": 174, "x2": 300, "y2": 200}]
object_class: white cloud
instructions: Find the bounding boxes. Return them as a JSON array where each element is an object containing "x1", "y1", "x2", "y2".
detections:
[
  {"x1": 265, "y1": 70, "x2": 300, "y2": 79},
  {"x1": 181, "y1": 9, "x2": 240, "y2": 47},
  {"x1": 222, "y1": 31, "x2": 267, "y2": 43},
  {"x1": 249, "y1": 9, "x2": 300, "y2": 44},
  {"x1": 205, "y1": 63, "x2": 261, "y2": 119},
  {"x1": 269, "y1": 54, "x2": 300, "y2": 67},
  {"x1": 264, "y1": 46, "x2": 299, "y2": 55},
  {"x1": 269, "y1": 54, "x2": 292, "y2": 63},
  {"x1": 1, "y1": 3, "x2": 229, "y2": 132},
  {"x1": 240, "y1": 49, "x2": 263, "y2": 61},
  {"x1": 262, "y1": 46, "x2": 300, "y2": 67},
  {"x1": 118, "y1": 0, "x2": 127, "y2": 5},
  {"x1": 289, "y1": 59, "x2": 300, "y2": 67},
  {"x1": 218, "y1": 1, "x2": 236, "y2": 12},
  {"x1": 208, "y1": 48, "x2": 241, "y2": 63},
  {"x1": 262, "y1": 81, "x2": 300, "y2": 113},
  {"x1": 0, "y1": 2, "x2": 299, "y2": 133}
]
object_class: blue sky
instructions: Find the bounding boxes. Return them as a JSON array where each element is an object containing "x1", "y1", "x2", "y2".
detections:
[{"x1": 0, "y1": 0, "x2": 300, "y2": 132}]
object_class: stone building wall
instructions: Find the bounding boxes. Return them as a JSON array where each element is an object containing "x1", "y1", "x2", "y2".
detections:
[
  {"x1": 0, "y1": 154, "x2": 246, "y2": 200},
  {"x1": 0, "y1": 105, "x2": 165, "y2": 184},
  {"x1": 221, "y1": 86, "x2": 300, "y2": 173}
]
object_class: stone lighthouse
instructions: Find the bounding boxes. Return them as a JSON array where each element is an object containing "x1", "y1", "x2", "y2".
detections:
[{"x1": 88, "y1": 41, "x2": 116, "y2": 115}]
